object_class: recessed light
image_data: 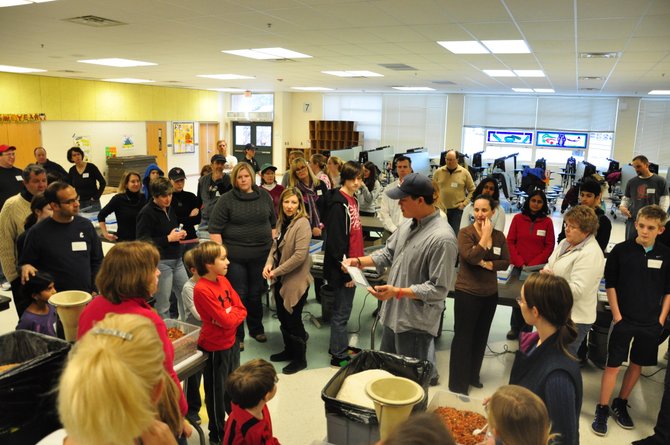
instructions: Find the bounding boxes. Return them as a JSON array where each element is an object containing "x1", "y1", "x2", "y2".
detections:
[
  {"x1": 649, "y1": 90, "x2": 670, "y2": 95},
  {"x1": 102, "y1": 78, "x2": 155, "y2": 83},
  {"x1": 482, "y1": 70, "x2": 515, "y2": 77},
  {"x1": 579, "y1": 76, "x2": 604, "y2": 81},
  {"x1": 436, "y1": 41, "x2": 489, "y2": 54},
  {"x1": 514, "y1": 70, "x2": 545, "y2": 77},
  {"x1": 321, "y1": 70, "x2": 383, "y2": 78},
  {"x1": 512, "y1": 88, "x2": 534, "y2": 93},
  {"x1": 0, "y1": 0, "x2": 56, "y2": 7},
  {"x1": 78, "y1": 58, "x2": 156, "y2": 67},
  {"x1": 223, "y1": 48, "x2": 312, "y2": 60},
  {"x1": 533, "y1": 88, "x2": 554, "y2": 93},
  {"x1": 392, "y1": 86, "x2": 435, "y2": 91},
  {"x1": 579, "y1": 52, "x2": 619, "y2": 59},
  {"x1": 482, "y1": 40, "x2": 530, "y2": 54},
  {"x1": 0, "y1": 64, "x2": 46, "y2": 73},
  {"x1": 197, "y1": 74, "x2": 255, "y2": 80},
  {"x1": 209, "y1": 88, "x2": 246, "y2": 92},
  {"x1": 291, "y1": 87, "x2": 334, "y2": 91}
]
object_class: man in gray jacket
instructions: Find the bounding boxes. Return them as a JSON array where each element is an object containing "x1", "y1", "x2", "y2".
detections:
[{"x1": 345, "y1": 173, "x2": 457, "y2": 384}]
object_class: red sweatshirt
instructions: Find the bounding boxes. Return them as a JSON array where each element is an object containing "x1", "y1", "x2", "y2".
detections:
[
  {"x1": 506, "y1": 213, "x2": 555, "y2": 268},
  {"x1": 223, "y1": 403, "x2": 281, "y2": 445},
  {"x1": 78, "y1": 296, "x2": 188, "y2": 415},
  {"x1": 193, "y1": 275, "x2": 247, "y2": 351}
]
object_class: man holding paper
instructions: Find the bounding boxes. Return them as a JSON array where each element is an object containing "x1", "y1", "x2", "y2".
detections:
[{"x1": 345, "y1": 173, "x2": 457, "y2": 382}]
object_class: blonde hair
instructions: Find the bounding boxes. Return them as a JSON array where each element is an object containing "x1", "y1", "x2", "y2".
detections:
[
  {"x1": 289, "y1": 157, "x2": 320, "y2": 187},
  {"x1": 276, "y1": 187, "x2": 309, "y2": 228},
  {"x1": 216, "y1": 139, "x2": 227, "y2": 155},
  {"x1": 327, "y1": 156, "x2": 344, "y2": 171},
  {"x1": 58, "y1": 313, "x2": 166, "y2": 444},
  {"x1": 96, "y1": 241, "x2": 160, "y2": 304},
  {"x1": 117, "y1": 171, "x2": 141, "y2": 193},
  {"x1": 231, "y1": 162, "x2": 256, "y2": 190},
  {"x1": 193, "y1": 241, "x2": 226, "y2": 276},
  {"x1": 488, "y1": 385, "x2": 552, "y2": 445}
]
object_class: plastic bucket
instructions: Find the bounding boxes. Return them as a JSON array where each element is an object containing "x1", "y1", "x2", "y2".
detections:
[
  {"x1": 48, "y1": 291, "x2": 92, "y2": 341},
  {"x1": 365, "y1": 376, "x2": 425, "y2": 440}
]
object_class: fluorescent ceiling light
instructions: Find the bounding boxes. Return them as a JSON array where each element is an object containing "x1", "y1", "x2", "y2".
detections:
[
  {"x1": 514, "y1": 70, "x2": 545, "y2": 77},
  {"x1": 0, "y1": 0, "x2": 55, "y2": 6},
  {"x1": 533, "y1": 88, "x2": 554, "y2": 93},
  {"x1": 321, "y1": 70, "x2": 383, "y2": 77},
  {"x1": 78, "y1": 58, "x2": 156, "y2": 67},
  {"x1": 291, "y1": 87, "x2": 334, "y2": 91},
  {"x1": 197, "y1": 74, "x2": 255, "y2": 80},
  {"x1": 649, "y1": 90, "x2": 670, "y2": 95},
  {"x1": 482, "y1": 70, "x2": 515, "y2": 77},
  {"x1": 0, "y1": 64, "x2": 46, "y2": 73},
  {"x1": 223, "y1": 47, "x2": 312, "y2": 60},
  {"x1": 209, "y1": 88, "x2": 246, "y2": 92},
  {"x1": 512, "y1": 88, "x2": 534, "y2": 93},
  {"x1": 392, "y1": 86, "x2": 435, "y2": 91},
  {"x1": 482, "y1": 40, "x2": 530, "y2": 54},
  {"x1": 102, "y1": 78, "x2": 155, "y2": 83},
  {"x1": 436, "y1": 41, "x2": 488, "y2": 54}
]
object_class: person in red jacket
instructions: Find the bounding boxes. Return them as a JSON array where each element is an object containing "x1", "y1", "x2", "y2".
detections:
[
  {"x1": 506, "y1": 190, "x2": 555, "y2": 340},
  {"x1": 224, "y1": 359, "x2": 281, "y2": 445},
  {"x1": 192, "y1": 241, "x2": 247, "y2": 445}
]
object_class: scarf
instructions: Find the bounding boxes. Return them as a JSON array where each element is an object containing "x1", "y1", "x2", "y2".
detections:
[{"x1": 297, "y1": 181, "x2": 321, "y2": 229}]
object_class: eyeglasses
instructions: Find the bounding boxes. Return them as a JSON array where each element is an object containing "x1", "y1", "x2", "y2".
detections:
[
  {"x1": 59, "y1": 196, "x2": 80, "y2": 205},
  {"x1": 563, "y1": 222, "x2": 579, "y2": 231}
]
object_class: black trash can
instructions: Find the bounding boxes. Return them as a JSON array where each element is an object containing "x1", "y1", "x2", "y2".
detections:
[{"x1": 0, "y1": 330, "x2": 71, "y2": 445}]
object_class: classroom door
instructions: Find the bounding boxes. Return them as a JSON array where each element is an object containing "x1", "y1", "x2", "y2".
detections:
[
  {"x1": 0, "y1": 122, "x2": 42, "y2": 169},
  {"x1": 232, "y1": 122, "x2": 273, "y2": 167},
  {"x1": 198, "y1": 122, "x2": 219, "y2": 170},
  {"x1": 146, "y1": 122, "x2": 167, "y2": 172}
]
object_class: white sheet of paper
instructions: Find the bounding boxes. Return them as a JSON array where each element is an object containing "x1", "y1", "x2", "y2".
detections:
[{"x1": 342, "y1": 263, "x2": 371, "y2": 288}]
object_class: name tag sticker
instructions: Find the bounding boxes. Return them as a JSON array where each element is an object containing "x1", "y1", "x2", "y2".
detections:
[
  {"x1": 451, "y1": 182, "x2": 458, "y2": 188},
  {"x1": 226, "y1": 306, "x2": 232, "y2": 314},
  {"x1": 648, "y1": 259, "x2": 663, "y2": 269},
  {"x1": 15, "y1": 175, "x2": 23, "y2": 181},
  {"x1": 537, "y1": 229, "x2": 546, "y2": 236},
  {"x1": 71, "y1": 241, "x2": 87, "y2": 252},
  {"x1": 82, "y1": 173, "x2": 90, "y2": 178},
  {"x1": 647, "y1": 188, "x2": 655, "y2": 194},
  {"x1": 317, "y1": 189, "x2": 323, "y2": 196},
  {"x1": 493, "y1": 246, "x2": 501, "y2": 255}
]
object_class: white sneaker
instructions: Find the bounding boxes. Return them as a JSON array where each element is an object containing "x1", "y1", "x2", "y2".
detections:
[{"x1": 0, "y1": 282, "x2": 11, "y2": 291}]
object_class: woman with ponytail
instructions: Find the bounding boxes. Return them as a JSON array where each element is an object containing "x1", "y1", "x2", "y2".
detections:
[
  {"x1": 509, "y1": 273, "x2": 583, "y2": 445},
  {"x1": 58, "y1": 313, "x2": 179, "y2": 445}
]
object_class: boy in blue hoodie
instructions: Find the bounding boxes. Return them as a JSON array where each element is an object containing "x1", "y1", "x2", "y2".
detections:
[{"x1": 142, "y1": 163, "x2": 164, "y2": 199}]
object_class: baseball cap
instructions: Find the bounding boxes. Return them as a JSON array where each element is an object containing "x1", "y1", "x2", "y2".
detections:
[
  {"x1": 244, "y1": 143, "x2": 256, "y2": 151},
  {"x1": 168, "y1": 167, "x2": 186, "y2": 181},
  {"x1": 210, "y1": 154, "x2": 226, "y2": 163},
  {"x1": 260, "y1": 163, "x2": 277, "y2": 174},
  {"x1": 0, "y1": 144, "x2": 16, "y2": 154},
  {"x1": 385, "y1": 173, "x2": 434, "y2": 200}
]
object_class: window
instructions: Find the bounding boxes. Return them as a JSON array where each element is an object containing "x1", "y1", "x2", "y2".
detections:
[
  {"x1": 231, "y1": 93, "x2": 274, "y2": 112},
  {"x1": 587, "y1": 132, "x2": 614, "y2": 170},
  {"x1": 635, "y1": 99, "x2": 670, "y2": 167},
  {"x1": 324, "y1": 94, "x2": 382, "y2": 149}
]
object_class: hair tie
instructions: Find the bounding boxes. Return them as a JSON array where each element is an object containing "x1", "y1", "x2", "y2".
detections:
[{"x1": 91, "y1": 328, "x2": 134, "y2": 341}]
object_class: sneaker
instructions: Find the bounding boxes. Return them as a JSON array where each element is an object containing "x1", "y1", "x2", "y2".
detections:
[
  {"x1": 506, "y1": 329, "x2": 519, "y2": 340},
  {"x1": 591, "y1": 404, "x2": 609, "y2": 436},
  {"x1": 239, "y1": 341, "x2": 244, "y2": 352},
  {"x1": 611, "y1": 398, "x2": 634, "y2": 429},
  {"x1": 330, "y1": 356, "x2": 351, "y2": 367},
  {"x1": 0, "y1": 282, "x2": 10, "y2": 291},
  {"x1": 429, "y1": 375, "x2": 440, "y2": 387}
]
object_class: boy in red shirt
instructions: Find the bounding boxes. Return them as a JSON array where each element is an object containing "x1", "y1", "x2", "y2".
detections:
[
  {"x1": 193, "y1": 241, "x2": 247, "y2": 445},
  {"x1": 223, "y1": 359, "x2": 281, "y2": 445}
]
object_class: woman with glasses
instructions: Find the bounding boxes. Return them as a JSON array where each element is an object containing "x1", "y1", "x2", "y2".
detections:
[
  {"x1": 65, "y1": 146, "x2": 106, "y2": 212},
  {"x1": 505, "y1": 190, "x2": 555, "y2": 340},
  {"x1": 542, "y1": 205, "x2": 604, "y2": 357},
  {"x1": 509, "y1": 273, "x2": 582, "y2": 445},
  {"x1": 449, "y1": 194, "x2": 510, "y2": 395}
]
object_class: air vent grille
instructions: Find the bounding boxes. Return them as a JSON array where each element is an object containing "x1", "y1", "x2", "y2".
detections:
[
  {"x1": 63, "y1": 16, "x2": 127, "y2": 27},
  {"x1": 379, "y1": 63, "x2": 418, "y2": 71}
]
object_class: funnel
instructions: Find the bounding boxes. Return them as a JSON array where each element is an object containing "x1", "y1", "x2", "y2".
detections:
[
  {"x1": 49, "y1": 290, "x2": 92, "y2": 341},
  {"x1": 365, "y1": 376, "x2": 425, "y2": 440}
]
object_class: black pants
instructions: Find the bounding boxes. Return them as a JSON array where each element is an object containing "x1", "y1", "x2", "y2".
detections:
[
  {"x1": 185, "y1": 371, "x2": 202, "y2": 418},
  {"x1": 202, "y1": 344, "x2": 239, "y2": 443},
  {"x1": 11, "y1": 277, "x2": 27, "y2": 317},
  {"x1": 449, "y1": 290, "x2": 497, "y2": 394},
  {"x1": 275, "y1": 281, "x2": 308, "y2": 339},
  {"x1": 227, "y1": 256, "x2": 267, "y2": 340},
  {"x1": 509, "y1": 307, "x2": 532, "y2": 332}
]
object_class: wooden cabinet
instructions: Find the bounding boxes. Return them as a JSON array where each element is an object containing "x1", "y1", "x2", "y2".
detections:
[{"x1": 309, "y1": 120, "x2": 363, "y2": 152}]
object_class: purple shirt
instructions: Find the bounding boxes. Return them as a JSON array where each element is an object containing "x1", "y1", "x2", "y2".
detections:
[{"x1": 16, "y1": 305, "x2": 57, "y2": 336}]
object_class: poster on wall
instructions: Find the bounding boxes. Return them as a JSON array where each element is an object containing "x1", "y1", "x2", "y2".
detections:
[
  {"x1": 105, "y1": 146, "x2": 117, "y2": 158},
  {"x1": 122, "y1": 135, "x2": 134, "y2": 149},
  {"x1": 536, "y1": 131, "x2": 588, "y2": 149},
  {"x1": 487, "y1": 130, "x2": 533, "y2": 145},
  {"x1": 72, "y1": 133, "x2": 92, "y2": 160},
  {"x1": 173, "y1": 122, "x2": 195, "y2": 154}
]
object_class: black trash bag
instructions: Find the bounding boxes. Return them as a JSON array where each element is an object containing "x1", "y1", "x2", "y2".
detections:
[
  {"x1": 0, "y1": 330, "x2": 71, "y2": 444},
  {"x1": 321, "y1": 350, "x2": 433, "y2": 425}
]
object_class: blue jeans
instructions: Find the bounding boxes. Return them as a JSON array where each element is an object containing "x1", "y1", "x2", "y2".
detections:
[
  {"x1": 380, "y1": 325, "x2": 436, "y2": 378},
  {"x1": 155, "y1": 258, "x2": 189, "y2": 320},
  {"x1": 447, "y1": 207, "x2": 463, "y2": 236},
  {"x1": 568, "y1": 322, "x2": 592, "y2": 357},
  {"x1": 227, "y1": 256, "x2": 267, "y2": 340},
  {"x1": 329, "y1": 285, "x2": 356, "y2": 360}
]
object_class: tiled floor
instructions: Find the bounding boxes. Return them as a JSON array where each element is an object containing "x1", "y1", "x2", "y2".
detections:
[{"x1": 1, "y1": 200, "x2": 667, "y2": 445}]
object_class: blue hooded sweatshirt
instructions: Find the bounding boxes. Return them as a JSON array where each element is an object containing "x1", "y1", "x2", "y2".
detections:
[{"x1": 142, "y1": 163, "x2": 164, "y2": 199}]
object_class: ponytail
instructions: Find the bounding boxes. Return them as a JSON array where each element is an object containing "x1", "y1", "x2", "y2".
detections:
[{"x1": 557, "y1": 319, "x2": 579, "y2": 359}]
